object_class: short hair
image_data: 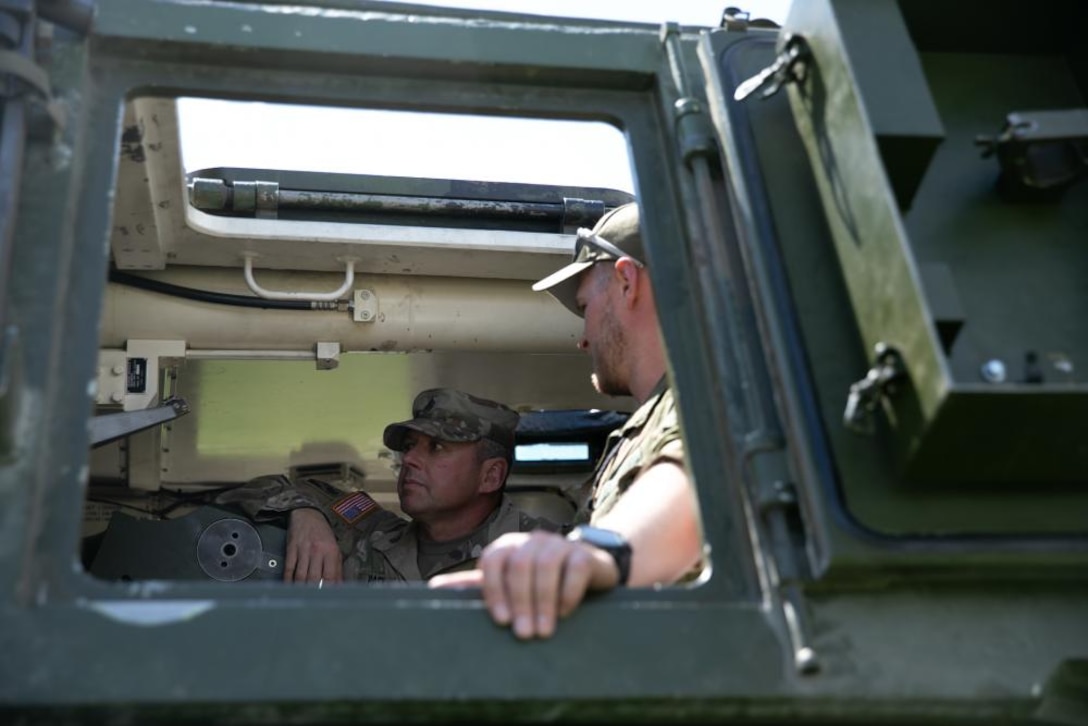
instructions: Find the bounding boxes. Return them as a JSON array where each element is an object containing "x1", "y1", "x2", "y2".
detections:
[{"x1": 476, "y1": 437, "x2": 513, "y2": 486}]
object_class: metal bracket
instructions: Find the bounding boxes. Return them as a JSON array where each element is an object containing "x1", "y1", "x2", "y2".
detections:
[
  {"x1": 89, "y1": 396, "x2": 190, "y2": 448},
  {"x1": 733, "y1": 34, "x2": 811, "y2": 102},
  {"x1": 720, "y1": 7, "x2": 751, "y2": 31},
  {"x1": 660, "y1": 22, "x2": 719, "y2": 166},
  {"x1": 314, "y1": 341, "x2": 340, "y2": 370},
  {"x1": 975, "y1": 109, "x2": 1088, "y2": 200},
  {"x1": 352, "y1": 288, "x2": 377, "y2": 323},
  {"x1": 843, "y1": 343, "x2": 905, "y2": 435},
  {"x1": 720, "y1": 5, "x2": 782, "y2": 31},
  {"x1": 0, "y1": 45, "x2": 65, "y2": 130}
]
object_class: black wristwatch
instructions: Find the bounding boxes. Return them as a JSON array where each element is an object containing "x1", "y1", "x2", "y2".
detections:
[{"x1": 566, "y1": 525, "x2": 632, "y2": 586}]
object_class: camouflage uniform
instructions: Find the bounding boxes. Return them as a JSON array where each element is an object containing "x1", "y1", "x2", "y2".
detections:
[
  {"x1": 215, "y1": 474, "x2": 551, "y2": 581},
  {"x1": 531, "y1": 202, "x2": 688, "y2": 524},
  {"x1": 581, "y1": 376, "x2": 684, "y2": 523},
  {"x1": 215, "y1": 387, "x2": 556, "y2": 581},
  {"x1": 580, "y1": 377, "x2": 703, "y2": 583},
  {"x1": 535, "y1": 202, "x2": 703, "y2": 582}
]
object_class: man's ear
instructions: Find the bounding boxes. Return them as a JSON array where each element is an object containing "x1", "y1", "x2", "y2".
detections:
[
  {"x1": 614, "y1": 257, "x2": 643, "y2": 308},
  {"x1": 479, "y1": 458, "x2": 507, "y2": 494}
]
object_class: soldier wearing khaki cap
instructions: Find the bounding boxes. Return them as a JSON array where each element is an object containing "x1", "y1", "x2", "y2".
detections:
[
  {"x1": 432, "y1": 202, "x2": 704, "y2": 639},
  {"x1": 217, "y1": 388, "x2": 555, "y2": 583}
]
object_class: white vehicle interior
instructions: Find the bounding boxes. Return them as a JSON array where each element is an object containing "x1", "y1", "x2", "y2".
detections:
[{"x1": 84, "y1": 96, "x2": 640, "y2": 579}]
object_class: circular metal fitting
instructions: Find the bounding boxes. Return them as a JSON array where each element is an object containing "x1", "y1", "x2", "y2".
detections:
[{"x1": 196, "y1": 518, "x2": 262, "y2": 582}]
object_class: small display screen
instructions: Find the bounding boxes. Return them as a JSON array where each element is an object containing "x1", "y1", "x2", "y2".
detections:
[{"x1": 515, "y1": 442, "x2": 591, "y2": 465}]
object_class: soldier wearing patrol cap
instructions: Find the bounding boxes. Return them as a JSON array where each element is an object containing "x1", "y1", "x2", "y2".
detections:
[
  {"x1": 432, "y1": 202, "x2": 705, "y2": 639},
  {"x1": 217, "y1": 388, "x2": 556, "y2": 583}
]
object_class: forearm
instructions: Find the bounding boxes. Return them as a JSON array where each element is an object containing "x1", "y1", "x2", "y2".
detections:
[
  {"x1": 593, "y1": 461, "x2": 703, "y2": 587},
  {"x1": 214, "y1": 474, "x2": 325, "y2": 522}
]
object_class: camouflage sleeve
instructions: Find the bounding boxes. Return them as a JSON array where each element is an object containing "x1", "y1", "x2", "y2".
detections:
[
  {"x1": 651, "y1": 437, "x2": 685, "y2": 469},
  {"x1": 646, "y1": 389, "x2": 684, "y2": 468},
  {"x1": 518, "y1": 510, "x2": 562, "y2": 533},
  {"x1": 213, "y1": 474, "x2": 325, "y2": 522}
]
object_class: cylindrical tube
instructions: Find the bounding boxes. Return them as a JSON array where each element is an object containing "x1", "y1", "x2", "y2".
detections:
[{"x1": 100, "y1": 268, "x2": 582, "y2": 353}]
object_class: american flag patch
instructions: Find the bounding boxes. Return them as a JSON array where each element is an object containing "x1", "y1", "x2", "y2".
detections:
[{"x1": 330, "y1": 491, "x2": 380, "y2": 525}]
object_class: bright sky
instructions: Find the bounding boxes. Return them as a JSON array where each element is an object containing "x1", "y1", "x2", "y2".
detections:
[{"x1": 180, "y1": 1, "x2": 792, "y2": 194}]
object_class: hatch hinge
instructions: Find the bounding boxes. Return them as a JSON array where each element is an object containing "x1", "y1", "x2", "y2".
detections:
[
  {"x1": 660, "y1": 22, "x2": 718, "y2": 166},
  {"x1": 843, "y1": 342, "x2": 905, "y2": 435},
  {"x1": 733, "y1": 34, "x2": 811, "y2": 102}
]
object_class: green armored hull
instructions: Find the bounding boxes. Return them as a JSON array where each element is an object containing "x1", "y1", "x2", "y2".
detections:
[{"x1": 0, "y1": 1, "x2": 1085, "y2": 723}]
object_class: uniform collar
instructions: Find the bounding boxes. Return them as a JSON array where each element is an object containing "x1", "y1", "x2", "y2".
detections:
[{"x1": 621, "y1": 374, "x2": 670, "y2": 432}]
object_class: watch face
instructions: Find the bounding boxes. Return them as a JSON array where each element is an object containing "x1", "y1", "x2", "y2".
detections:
[{"x1": 574, "y1": 526, "x2": 627, "y2": 549}]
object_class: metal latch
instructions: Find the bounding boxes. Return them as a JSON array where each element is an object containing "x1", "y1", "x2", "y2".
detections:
[
  {"x1": 975, "y1": 109, "x2": 1088, "y2": 200},
  {"x1": 843, "y1": 343, "x2": 905, "y2": 435},
  {"x1": 733, "y1": 34, "x2": 811, "y2": 102}
]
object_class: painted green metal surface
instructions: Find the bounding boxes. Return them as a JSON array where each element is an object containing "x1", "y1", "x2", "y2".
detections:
[
  {"x1": 0, "y1": 1, "x2": 1086, "y2": 723},
  {"x1": 782, "y1": 0, "x2": 1088, "y2": 486}
]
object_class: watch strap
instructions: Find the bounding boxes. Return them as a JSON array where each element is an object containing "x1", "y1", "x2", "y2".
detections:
[{"x1": 567, "y1": 525, "x2": 632, "y2": 586}]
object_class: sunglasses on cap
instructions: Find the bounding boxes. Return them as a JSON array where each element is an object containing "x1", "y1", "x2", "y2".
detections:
[{"x1": 574, "y1": 228, "x2": 646, "y2": 268}]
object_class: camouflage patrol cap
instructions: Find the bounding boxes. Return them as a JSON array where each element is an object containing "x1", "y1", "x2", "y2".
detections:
[
  {"x1": 383, "y1": 388, "x2": 520, "y2": 453},
  {"x1": 531, "y1": 201, "x2": 645, "y2": 318}
]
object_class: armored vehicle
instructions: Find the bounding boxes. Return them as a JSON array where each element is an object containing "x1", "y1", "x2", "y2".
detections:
[{"x1": 1, "y1": 0, "x2": 1086, "y2": 723}]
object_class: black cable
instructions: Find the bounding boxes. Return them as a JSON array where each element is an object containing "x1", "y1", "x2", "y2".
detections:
[
  {"x1": 156, "y1": 485, "x2": 238, "y2": 516},
  {"x1": 109, "y1": 268, "x2": 318, "y2": 310},
  {"x1": 87, "y1": 484, "x2": 237, "y2": 520},
  {"x1": 85, "y1": 497, "x2": 167, "y2": 519}
]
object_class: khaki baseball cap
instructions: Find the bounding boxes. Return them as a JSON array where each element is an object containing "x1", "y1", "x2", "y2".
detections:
[
  {"x1": 383, "y1": 388, "x2": 520, "y2": 452},
  {"x1": 531, "y1": 202, "x2": 644, "y2": 317}
]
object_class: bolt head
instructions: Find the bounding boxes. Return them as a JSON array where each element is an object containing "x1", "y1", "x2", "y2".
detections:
[{"x1": 980, "y1": 359, "x2": 1007, "y2": 383}]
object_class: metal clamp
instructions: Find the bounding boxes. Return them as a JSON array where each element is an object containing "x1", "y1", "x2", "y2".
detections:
[
  {"x1": 843, "y1": 343, "x2": 905, "y2": 435},
  {"x1": 660, "y1": 22, "x2": 718, "y2": 166},
  {"x1": 975, "y1": 109, "x2": 1088, "y2": 200},
  {"x1": 0, "y1": 40, "x2": 66, "y2": 129},
  {"x1": 733, "y1": 34, "x2": 811, "y2": 102}
]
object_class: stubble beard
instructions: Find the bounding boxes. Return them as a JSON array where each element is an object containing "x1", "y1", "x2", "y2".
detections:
[
  {"x1": 397, "y1": 470, "x2": 426, "y2": 517},
  {"x1": 589, "y1": 303, "x2": 630, "y2": 397}
]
